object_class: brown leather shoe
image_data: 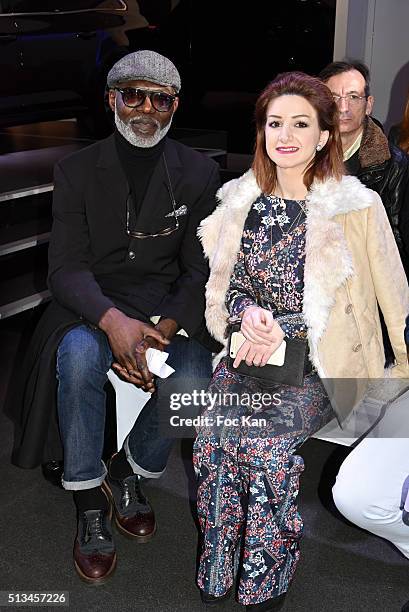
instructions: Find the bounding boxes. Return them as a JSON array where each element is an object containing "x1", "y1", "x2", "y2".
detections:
[
  {"x1": 103, "y1": 467, "x2": 156, "y2": 542},
  {"x1": 73, "y1": 505, "x2": 117, "y2": 585}
]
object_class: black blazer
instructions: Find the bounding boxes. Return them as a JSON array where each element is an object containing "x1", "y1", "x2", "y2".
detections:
[{"x1": 48, "y1": 134, "x2": 221, "y2": 339}]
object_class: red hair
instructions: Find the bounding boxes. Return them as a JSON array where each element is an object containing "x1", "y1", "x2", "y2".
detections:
[{"x1": 252, "y1": 72, "x2": 344, "y2": 194}]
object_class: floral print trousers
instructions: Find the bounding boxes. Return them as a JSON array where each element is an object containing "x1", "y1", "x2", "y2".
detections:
[{"x1": 193, "y1": 360, "x2": 333, "y2": 606}]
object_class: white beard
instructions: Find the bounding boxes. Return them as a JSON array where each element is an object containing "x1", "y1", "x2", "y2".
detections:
[{"x1": 114, "y1": 106, "x2": 173, "y2": 148}]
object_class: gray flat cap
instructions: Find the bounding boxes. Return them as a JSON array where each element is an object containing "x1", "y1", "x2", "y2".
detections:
[{"x1": 107, "y1": 50, "x2": 181, "y2": 93}]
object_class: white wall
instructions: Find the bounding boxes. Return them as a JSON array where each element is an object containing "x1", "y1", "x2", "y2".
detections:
[
  {"x1": 334, "y1": 0, "x2": 409, "y2": 131},
  {"x1": 334, "y1": 0, "x2": 369, "y2": 62}
]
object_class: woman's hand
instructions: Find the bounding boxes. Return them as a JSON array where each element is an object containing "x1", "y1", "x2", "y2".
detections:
[
  {"x1": 233, "y1": 336, "x2": 284, "y2": 368},
  {"x1": 240, "y1": 306, "x2": 284, "y2": 345}
]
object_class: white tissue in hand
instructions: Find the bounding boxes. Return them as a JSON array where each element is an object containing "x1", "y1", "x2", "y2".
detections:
[{"x1": 145, "y1": 348, "x2": 174, "y2": 377}]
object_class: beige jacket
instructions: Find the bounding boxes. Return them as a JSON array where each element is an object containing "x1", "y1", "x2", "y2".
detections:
[{"x1": 198, "y1": 170, "x2": 409, "y2": 418}]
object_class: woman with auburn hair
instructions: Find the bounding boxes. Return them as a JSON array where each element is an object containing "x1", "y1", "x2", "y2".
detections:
[{"x1": 193, "y1": 72, "x2": 409, "y2": 611}]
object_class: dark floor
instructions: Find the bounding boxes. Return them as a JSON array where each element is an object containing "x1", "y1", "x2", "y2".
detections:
[{"x1": 0, "y1": 311, "x2": 408, "y2": 612}]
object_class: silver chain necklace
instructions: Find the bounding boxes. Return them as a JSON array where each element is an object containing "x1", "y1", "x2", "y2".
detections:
[
  {"x1": 269, "y1": 195, "x2": 307, "y2": 310},
  {"x1": 270, "y1": 195, "x2": 307, "y2": 237}
]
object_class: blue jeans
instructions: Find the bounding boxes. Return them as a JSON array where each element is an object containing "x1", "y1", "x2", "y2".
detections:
[{"x1": 56, "y1": 324, "x2": 212, "y2": 490}]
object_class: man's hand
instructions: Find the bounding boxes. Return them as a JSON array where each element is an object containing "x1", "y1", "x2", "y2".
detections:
[
  {"x1": 154, "y1": 317, "x2": 179, "y2": 341},
  {"x1": 240, "y1": 306, "x2": 284, "y2": 345},
  {"x1": 99, "y1": 308, "x2": 169, "y2": 388},
  {"x1": 112, "y1": 337, "x2": 159, "y2": 392},
  {"x1": 107, "y1": 315, "x2": 179, "y2": 392}
]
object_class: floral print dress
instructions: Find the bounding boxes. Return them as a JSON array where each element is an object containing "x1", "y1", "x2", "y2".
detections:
[{"x1": 193, "y1": 194, "x2": 333, "y2": 606}]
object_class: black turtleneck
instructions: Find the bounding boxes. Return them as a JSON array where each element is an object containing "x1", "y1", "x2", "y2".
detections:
[{"x1": 114, "y1": 129, "x2": 165, "y2": 218}]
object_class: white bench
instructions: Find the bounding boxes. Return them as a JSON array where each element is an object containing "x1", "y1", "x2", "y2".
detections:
[{"x1": 107, "y1": 369, "x2": 150, "y2": 450}]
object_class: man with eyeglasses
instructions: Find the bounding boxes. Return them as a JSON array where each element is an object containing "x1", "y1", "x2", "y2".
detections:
[
  {"x1": 319, "y1": 60, "x2": 409, "y2": 582},
  {"x1": 319, "y1": 59, "x2": 409, "y2": 276},
  {"x1": 10, "y1": 50, "x2": 221, "y2": 583}
]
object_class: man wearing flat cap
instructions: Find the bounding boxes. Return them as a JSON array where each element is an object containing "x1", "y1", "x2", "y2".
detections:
[{"x1": 9, "y1": 50, "x2": 221, "y2": 583}]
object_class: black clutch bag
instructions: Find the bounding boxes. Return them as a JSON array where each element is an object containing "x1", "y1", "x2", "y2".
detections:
[{"x1": 226, "y1": 325, "x2": 311, "y2": 388}]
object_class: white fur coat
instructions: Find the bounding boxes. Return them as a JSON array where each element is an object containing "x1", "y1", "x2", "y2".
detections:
[{"x1": 198, "y1": 170, "x2": 409, "y2": 394}]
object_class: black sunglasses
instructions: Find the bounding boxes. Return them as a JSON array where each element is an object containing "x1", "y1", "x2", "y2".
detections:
[
  {"x1": 126, "y1": 155, "x2": 180, "y2": 239},
  {"x1": 114, "y1": 87, "x2": 177, "y2": 112}
]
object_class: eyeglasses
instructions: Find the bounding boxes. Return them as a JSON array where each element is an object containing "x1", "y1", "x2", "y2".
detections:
[
  {"x1": 114, "y1": 87, "x2": 177, "y2": 112},
  {"x1": 126, "y1": 155, "x2": 180, "y2": 239},
  {"x1": 332, "y1": 94, "x2": 368, "y2": 106}
]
